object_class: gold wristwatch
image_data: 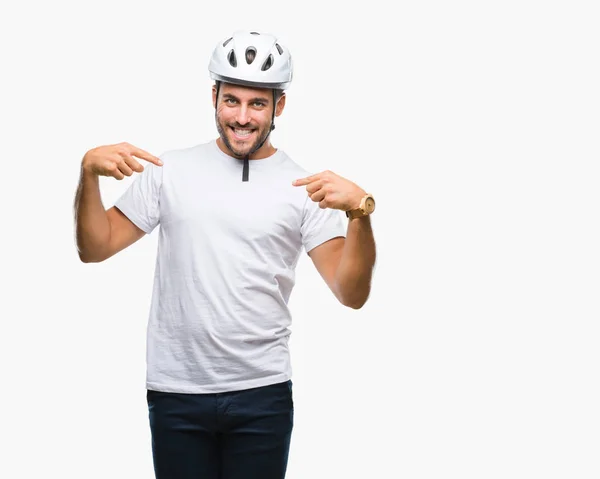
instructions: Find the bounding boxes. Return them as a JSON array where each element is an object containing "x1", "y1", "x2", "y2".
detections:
[{"x1": 346, "y1": 193, "x2": 376, "y2": 220}]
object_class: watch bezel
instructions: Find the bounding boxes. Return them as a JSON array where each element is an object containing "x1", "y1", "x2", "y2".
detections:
[
  {"x1": 363, "y1": 195, "x2": 375, "y2": 213},
  {"x1": 346, "y1": 193, "x2": 375, "y2": 218}
]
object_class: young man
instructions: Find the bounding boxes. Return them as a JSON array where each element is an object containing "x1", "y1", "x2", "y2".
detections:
[{"x1": 74, "y1": 31, "x2": 376, "y2": 479}]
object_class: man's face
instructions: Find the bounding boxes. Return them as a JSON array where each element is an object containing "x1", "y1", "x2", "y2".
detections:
[{"x1": 213, "y1": 83, "x2": 284, "y2": 158}]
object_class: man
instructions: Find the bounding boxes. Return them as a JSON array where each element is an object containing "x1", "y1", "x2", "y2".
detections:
[{"x1": 74, "y1": 30, "x2": 376, "y2": 479}]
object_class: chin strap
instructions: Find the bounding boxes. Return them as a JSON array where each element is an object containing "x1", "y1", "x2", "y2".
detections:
[{"x1": 242, "y1": 157, "x2": 249, "y2": 181}]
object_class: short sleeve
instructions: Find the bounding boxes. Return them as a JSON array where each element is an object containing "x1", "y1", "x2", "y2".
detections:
[
  {"x1": 113, "y1": 162, "x2": 163, "y2": 234},
  {"x1": 301, "y1": 196, "x2": 347, "y2": 254}
]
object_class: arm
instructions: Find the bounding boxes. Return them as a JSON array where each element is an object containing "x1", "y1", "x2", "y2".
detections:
[
  {"x1": 334, "y1": 215, "x2": 376, "y2": 308},
  {"x1": 308, "y1": 215, "x2": 376, "y2": 309},
  {"x1": 295, "y1": 169, "x2": 377, "y2": 309},
  {"x1": 74, "y1": 142, "x2": 162, "y2": 263},
  {"x1": 75, "y1": 167, "x2": 146, "y2": 263}
]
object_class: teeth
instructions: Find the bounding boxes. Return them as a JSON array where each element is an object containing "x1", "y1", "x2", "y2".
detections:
[{"x1": 234, "y1": 128, "x2": 252, "y2": 137}]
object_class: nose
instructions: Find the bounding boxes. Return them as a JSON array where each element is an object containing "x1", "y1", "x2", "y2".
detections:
[{"x1": 235, "y1": 105, "x2": 251, "y2": 126}]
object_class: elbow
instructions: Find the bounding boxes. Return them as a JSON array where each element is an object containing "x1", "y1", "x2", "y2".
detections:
[
  {"x1": 339, "y1": 291, "x2": 370, "y2": 310},
  {"x1": 79, "y1": 253, "x2": 98, "y2": 263},
  {"x1": 344, "y1": 298, "x2": 367, "y2": 310},
  {"x1": 334, "y1": 280, "x2": 371, "y2": 310},
  {"x1": 76, "y1": 229, "x2": 112, "y2": 263},
  {"x1": 78, "y1": 248, "x2": 106, "y2": 263}
]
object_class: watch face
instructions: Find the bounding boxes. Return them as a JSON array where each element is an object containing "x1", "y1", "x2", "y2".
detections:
[{"x1": 365, "y1": 197, "x2": 375, "y2": 213}]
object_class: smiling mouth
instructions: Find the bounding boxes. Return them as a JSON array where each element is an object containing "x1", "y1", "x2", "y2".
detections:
[{"x1": 230, "y1": 127, "x2": 255, "y2": 140}]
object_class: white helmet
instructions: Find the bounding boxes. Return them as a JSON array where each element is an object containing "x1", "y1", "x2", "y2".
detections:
[{"x1": 208, "y1": 31, "x2": 293, "y2": 90}]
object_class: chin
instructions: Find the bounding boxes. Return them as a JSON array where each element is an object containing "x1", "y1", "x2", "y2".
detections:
[
  {"x1": 227, "y1": 142, "x2": 252, "y2": 157},
  {"x1": 227, "y1": 137, "x2": 258, "y2": 157}
]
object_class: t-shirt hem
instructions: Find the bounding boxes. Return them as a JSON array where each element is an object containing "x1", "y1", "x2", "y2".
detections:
[
  {"x1": 146, "y1": 373, "x2": 292, "y2": 394},
  {"x1": 305, "y1": 231, "x2": 346, "y2": 254},
  {"x1": 114, "y1": 203, "x2": 153, "y2": 234}
]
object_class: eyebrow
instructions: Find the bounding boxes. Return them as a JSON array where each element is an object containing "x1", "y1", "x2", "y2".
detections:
[{"x1": 222, "y1": 93, "x2": 270, "y2": 104}]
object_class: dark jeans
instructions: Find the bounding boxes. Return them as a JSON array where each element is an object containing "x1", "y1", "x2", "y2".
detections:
[{"x1": 147, "y1": 380, "x2": 294, "y2": 479}]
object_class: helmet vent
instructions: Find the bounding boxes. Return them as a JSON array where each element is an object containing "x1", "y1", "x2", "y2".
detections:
[
  {"x1": 261, "y1": 54, "x2": 274, "y2": 71},
  {"x1": 227, "y1": 49, "x2": 237, "y2": 67},
  {"x1": 276, "y1": 43, "x2": 283, "y2": 55},
  {"x1": 223, "y1": 37, "x2": 233, "y2": 47},
  {"x1": 245, "y1": 47, "x2": 257, "y2": 64},
  {"x1": 250, "y1": 32, "x2": 260, "y2": 35}
]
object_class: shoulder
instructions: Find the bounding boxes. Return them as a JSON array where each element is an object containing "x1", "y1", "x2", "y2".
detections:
[
  {"x1": 262, "y1": 150, "x2": 312, "y2": 205},
  {"x1": 273, "y1": 149, "x2": 315, "y2": 185},
  {"x1": 156, "y1": 141, "x2": 218, "y2": 182},
  {"x1": 160, "y1": 141, "x2": 214, "y2": 164}
]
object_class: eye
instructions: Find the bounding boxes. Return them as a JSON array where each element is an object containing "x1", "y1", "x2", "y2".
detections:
[
  {"x1": 253, "y1": 101, "x2": 266, "y2": 107},
  {"x1": 225, "y1": 98, "x2": 237, "y2": 104}
]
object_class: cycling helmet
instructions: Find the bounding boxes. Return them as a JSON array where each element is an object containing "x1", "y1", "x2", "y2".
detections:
[{"x1": 208, "y1": 31, "x2": 293, "y2": 90}]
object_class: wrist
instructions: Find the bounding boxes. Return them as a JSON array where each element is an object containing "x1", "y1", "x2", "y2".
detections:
[
  {"x1": 347, "y1": 214, "x2": 371, "y2": 223},
  {"x1": 348, "y1": 189, "x2": 367, "y2": 211},
  {"x1": 81, "y1": 154, "x2": 97, "y2": 176},
  {"x1": 80, "y1": 161, "x2": 98, "y2": 182},
  {"x1": 345, "y1": 192, "x2": 376, "y2": 219}
]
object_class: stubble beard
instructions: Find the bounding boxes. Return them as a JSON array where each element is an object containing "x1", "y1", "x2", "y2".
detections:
[{"x1": 216, "y1": 112, "x2": 271, "y2": 159}]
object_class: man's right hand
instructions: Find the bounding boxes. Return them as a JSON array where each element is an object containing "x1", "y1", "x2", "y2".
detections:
[{"x1": 82, "y1": 142, "x2": 163, "y2": 180}]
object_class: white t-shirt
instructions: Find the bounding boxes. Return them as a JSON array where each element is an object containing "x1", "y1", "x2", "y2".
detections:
[{"x1": 114, "y1": 140, "x2": 347, "y2": 393}]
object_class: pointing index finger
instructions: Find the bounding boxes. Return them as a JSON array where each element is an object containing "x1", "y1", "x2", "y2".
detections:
[
  {"x1": 130, "y1": 146, "x2": 163, "y2": 166},
  {"x1": 293, "y1": 173, "x2": 320, "y2": 186}
]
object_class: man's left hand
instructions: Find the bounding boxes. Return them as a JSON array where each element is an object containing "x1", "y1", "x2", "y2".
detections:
[{"x1": 292, "y1": 170, "x2": 366, "y2": 211}]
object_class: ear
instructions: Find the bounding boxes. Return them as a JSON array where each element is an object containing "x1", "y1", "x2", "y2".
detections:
[
  {"x1": 275, "y1": 93, "x2": 286, "y2": 117},
  {"x1": 212, "y1": 85, "x2": 218, "y2": 108}
]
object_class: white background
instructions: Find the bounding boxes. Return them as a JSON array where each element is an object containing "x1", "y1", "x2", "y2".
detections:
[{"x1": 1, "y1": 0, "x2": 599, "y2": 478}]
